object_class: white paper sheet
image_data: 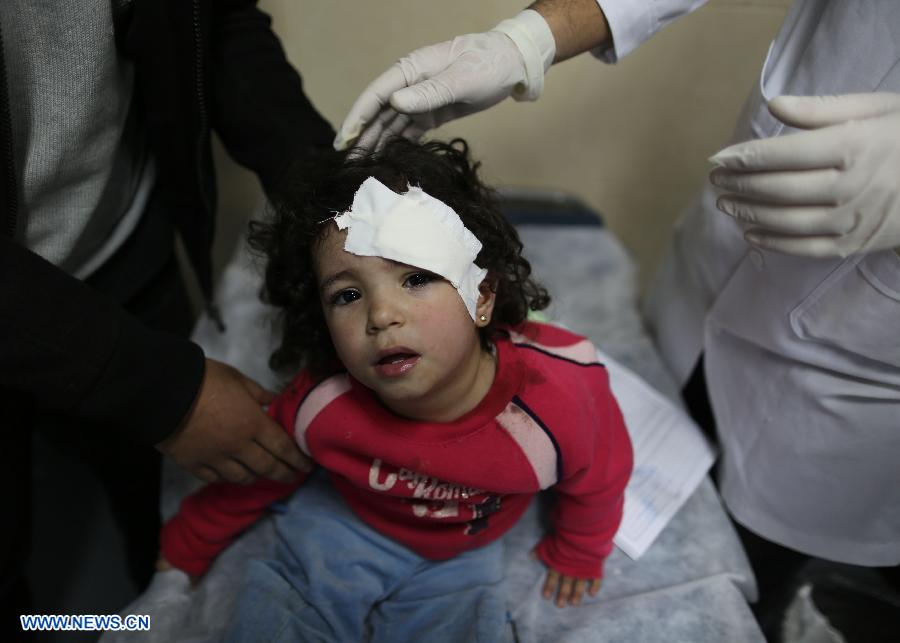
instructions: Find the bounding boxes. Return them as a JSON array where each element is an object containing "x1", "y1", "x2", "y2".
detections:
[{"x1": 602, "y1": 349, "x2": 717, "y2": 559}]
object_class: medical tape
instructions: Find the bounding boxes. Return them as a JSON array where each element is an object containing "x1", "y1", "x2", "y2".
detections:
[{"x1": 334, "y1": 177, "x2": 488, "y2": 320}]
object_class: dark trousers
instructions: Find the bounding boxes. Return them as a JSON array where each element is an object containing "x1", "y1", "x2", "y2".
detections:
[
  {"x1": 682, "y1": 357, "x2": 900, "y2": 643},
  {"x1": 682, "y1": 358, "x2": 809, "y2": 641},
  {"x1": 2, "y1": 204, "x2": 194, "y2": 640}
]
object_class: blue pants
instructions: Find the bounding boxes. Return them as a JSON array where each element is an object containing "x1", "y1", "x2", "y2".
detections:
[{"x1": 225, "y1": 472, "x2": 510, "y2": 643}]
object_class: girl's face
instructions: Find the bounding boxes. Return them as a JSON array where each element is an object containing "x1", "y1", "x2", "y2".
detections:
[{"x1": 313, "y1": 226, "x2": 496, "y2": 422}]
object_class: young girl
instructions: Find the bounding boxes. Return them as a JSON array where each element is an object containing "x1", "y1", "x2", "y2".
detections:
[{"x1": 159, "y1": 139, "x2": 632, "y2": 642}]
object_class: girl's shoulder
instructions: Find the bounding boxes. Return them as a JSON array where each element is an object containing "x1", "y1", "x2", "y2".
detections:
[
  {"x1": 503, "y1": 320, "x2": 603, "y2": 368},
  {"x1": 268, "y1": 369, "x2": 353, "y2": 425}
]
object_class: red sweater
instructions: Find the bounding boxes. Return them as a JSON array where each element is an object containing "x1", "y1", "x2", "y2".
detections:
[{"x1": 161, "y1": 322, "x2": 632, "y2": 578}]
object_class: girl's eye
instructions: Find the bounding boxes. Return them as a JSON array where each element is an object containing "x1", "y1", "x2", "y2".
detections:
[
  {"x1": 330, "y1": 289, "x2": 361, "y2": 306},
  {"x1": 404, "y1": 272, "x2": 437, "y2": 288}
]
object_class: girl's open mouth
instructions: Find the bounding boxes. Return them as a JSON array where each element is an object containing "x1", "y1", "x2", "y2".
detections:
[{"x1": 374, "y1": 350, "x2": 421, "y2": 377}]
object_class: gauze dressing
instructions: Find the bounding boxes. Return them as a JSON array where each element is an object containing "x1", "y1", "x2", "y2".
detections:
[{"x1": 334, "y1": 177, "x2": 488, "y2": 319}]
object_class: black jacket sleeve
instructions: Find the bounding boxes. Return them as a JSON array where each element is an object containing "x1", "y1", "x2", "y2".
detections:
[
  {"x1": 209, "y1": 0, "x2": 336, "y2": 192},
  {"x1": 0, "y1": 237, "x2": 204, "y2": 444}
]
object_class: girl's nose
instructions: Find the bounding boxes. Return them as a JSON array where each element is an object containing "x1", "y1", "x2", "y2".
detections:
[{"x1": 367, "y1": 295, "x2": 405, "y2": 333}]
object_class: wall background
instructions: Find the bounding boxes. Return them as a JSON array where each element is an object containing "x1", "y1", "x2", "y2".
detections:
[{"x1": 210, "y1": 0, "x2": 791, "y2": 292}]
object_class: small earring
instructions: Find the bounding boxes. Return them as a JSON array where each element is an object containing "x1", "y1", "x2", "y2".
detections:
[{"x1": 479, "y1": 314, "x2": 488, "y2": 323}]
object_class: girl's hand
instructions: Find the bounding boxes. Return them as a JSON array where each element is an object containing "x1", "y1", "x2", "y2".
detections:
[
  {"x1": 156, "y1": 555, "x2": 173, "y2": 572},
  {"x1": 156, "y1": 555, "x2": 199, "y2": 586},
  {"x1": 538, "y1": 561, "x2": 602, "y2": 607}
]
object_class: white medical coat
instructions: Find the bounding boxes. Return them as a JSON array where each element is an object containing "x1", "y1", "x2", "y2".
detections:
[{"x1": 599, "y1": 0, "x2": 900, "y2": 565}]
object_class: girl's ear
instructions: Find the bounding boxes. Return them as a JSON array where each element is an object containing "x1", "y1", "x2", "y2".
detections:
[{"x1": 474, "y1": 278, "x2": 497, "y2": 328}]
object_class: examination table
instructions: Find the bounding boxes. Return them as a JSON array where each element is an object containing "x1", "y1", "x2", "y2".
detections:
[{"x1": 103, "y1": 193, "x2": 763, "y2": 642}]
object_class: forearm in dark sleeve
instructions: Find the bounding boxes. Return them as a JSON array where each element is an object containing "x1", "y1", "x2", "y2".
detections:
[
  {"x1": 0, "y1": 237, "x2": 204, "y2": 445},
  {"x1": 209, "y1": 0, "x2": 335, "y2": 192}
]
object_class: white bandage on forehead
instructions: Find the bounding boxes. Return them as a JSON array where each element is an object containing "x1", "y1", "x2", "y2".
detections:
[{"x1": 333, "y1": 177, "x2": 488, "y2": 320}]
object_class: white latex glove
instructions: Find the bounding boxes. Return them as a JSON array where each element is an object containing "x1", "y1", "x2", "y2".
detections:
[
  {"x1": 709, "y1": 93, "x2": 900, "y2": 258},
  {"x1": 334, "y1": 9, "x2": 555, "y2": 152}
]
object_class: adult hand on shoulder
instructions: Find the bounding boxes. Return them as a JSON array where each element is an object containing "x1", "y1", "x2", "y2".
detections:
[
  {"x1": 156, "y1": 358, "x2": 312, "y2": 484},
  {"x1": 710, "y1": 92, "x2": 900, "y2": 258},
  {"x1": 333, "y1": 10, "x2": 555, "y2": 152}
]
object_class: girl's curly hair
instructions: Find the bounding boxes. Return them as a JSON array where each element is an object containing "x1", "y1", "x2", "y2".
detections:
[{"x1": 249, "y1": 137, "x2": 550, "y2": 376}]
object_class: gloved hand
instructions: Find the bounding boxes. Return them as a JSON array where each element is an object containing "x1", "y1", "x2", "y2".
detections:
[
  {"x1": 710, "y1": 92, "x2": 900, "y2": 258},
  {"x1": 334, "y1": 10, "x2": 555, "y2": 152}
]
